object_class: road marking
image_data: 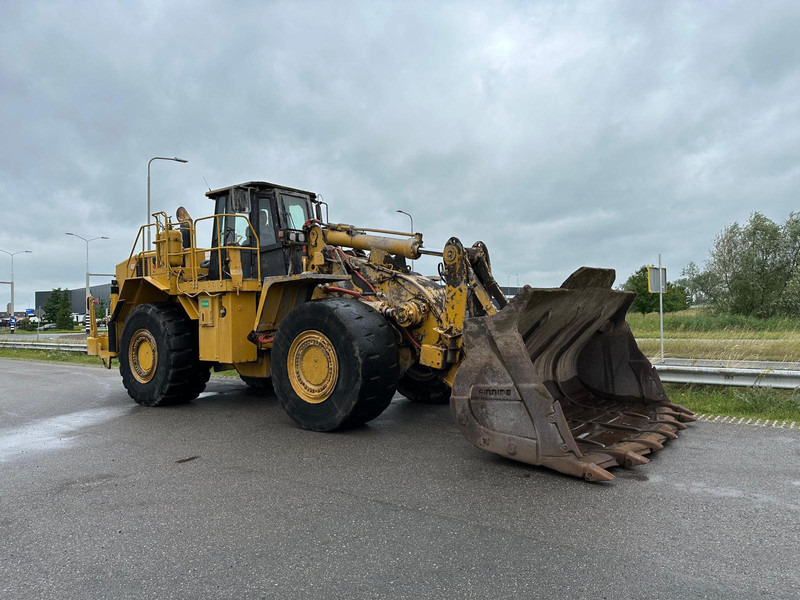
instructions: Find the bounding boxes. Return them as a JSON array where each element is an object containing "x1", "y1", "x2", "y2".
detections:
[{"x1": 692, "y1": 414, "x2": 798, "y2": 429}]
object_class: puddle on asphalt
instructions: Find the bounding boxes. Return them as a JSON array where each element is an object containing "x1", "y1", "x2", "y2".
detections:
[{"x1": 0, "y1": 406, "x2": 132, "y2": 461}]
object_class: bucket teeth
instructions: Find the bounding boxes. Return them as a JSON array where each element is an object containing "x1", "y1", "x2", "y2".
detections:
[
  {"x1": 586, "y1": 447, "x2": 651, "y2": 468},
  {"x1": 623, "y1": 451, "x2": 650, "y2": 467},
  {"x1": 668, "y1": 403, "x2": 697, "y2": 419},
  {"x1": 622, "y1": 437, "x2": 664, "y2": 451},
  {"x1": 583, "y1": 463, "x2": 615, "y2": 482},
  {"x1": 652, "y1": 427, "x2": 680, "y2": 440},
  {"x1": 451, "y1": 267, "x2": 694, "y2": 482},
  {"x1": 656, "y1": 415, "x2": 688, "y2": 430}
]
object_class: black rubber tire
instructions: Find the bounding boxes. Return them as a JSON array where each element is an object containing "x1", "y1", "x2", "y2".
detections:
[
  {"x1": 188, "y1": 362, "x2": 212, "y2": 398},
  {"x1": 397, "y1": 365, "x2": 451, "y2": 405},
  {"x1": 272, "y1": 298, "x2": 400, "y2": 431},
  {"x1": 240, "y1": 375, "x2": 274, "y2": 394},
  {"x1": 119, "y1": 303, "x2": 206, "y2": 406}
]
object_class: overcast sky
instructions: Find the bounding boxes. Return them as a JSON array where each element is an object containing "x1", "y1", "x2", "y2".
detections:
[{"x1": 1, "y1": 1, "x2": 798, "y2": 310}]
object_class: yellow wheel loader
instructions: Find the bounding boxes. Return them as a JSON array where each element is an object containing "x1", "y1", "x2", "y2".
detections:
[{"x1": 87, "y1": 181, "x2": 694, "y2": 481}]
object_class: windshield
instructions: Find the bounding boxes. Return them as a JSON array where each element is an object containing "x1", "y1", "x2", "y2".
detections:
[{"x1": 280, "y1": 194, "x2": 309, "y2": 229}]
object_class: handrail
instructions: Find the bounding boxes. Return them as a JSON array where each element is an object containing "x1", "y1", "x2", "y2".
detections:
[
  {"x1": 125, "y1": 212, "x2": 261, "y2": 287},
  {"x1": 125, "y1": 223, "x2": 158, "y2": 277},
  {"x1": 191, "y1": 213, "x2": 261, "y2": 284}
]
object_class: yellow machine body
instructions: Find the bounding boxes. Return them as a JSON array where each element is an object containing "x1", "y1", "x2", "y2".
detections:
[{"x1": 88, "y1": 181, "x2": 693, "y2": 481}]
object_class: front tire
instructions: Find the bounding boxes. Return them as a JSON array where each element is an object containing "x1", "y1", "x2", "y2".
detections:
[
  {"x1": 272, "y1": 299, "x2": 400, "y2": 431},
  {"x1": 119, "y1": 303, "x2": 205, "y2": 406}
]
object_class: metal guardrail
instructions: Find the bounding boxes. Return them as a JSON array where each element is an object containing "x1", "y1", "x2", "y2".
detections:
[
  {"x1": 1, "y1": 340, "x2": 799, "y2": 389},
  {"x1": 0, "y1": 340, "x2": 87, "y2": 352},
  {"x1": 652, "y1": 358, "x2": 800, "y2": 390}
]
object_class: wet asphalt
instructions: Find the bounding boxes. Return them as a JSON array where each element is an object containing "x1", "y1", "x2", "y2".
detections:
[{"x1": 1, "y1": 358, "x2": 798, "y2": 599}]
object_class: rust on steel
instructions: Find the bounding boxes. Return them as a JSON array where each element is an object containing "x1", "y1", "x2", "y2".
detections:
[{"x1": 451, "y1": 267, "x2": 695, "y2": 482}]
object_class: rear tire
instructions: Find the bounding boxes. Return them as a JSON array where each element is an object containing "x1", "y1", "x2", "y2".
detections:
[
  {"x1": 240, "y1": 375, "x2": 274, "y2": 394},
  {"x1": 119, "y1": 303, "x2": 205, "y2": 406},
  {"x1": 272, "y1": 299, "x2": 400, "y2": 431},
  {"x1": 397, "y1": 366, "x2": 451, "y2": 405}
]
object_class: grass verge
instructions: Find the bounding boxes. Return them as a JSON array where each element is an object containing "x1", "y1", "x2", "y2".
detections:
[
  {"x1": 0, "y1": 347, "x2": 102, "y2": 366},
  {"x1": 3, "y1": 328, "x2": 85, "y2": 334},
  {"x1": 0, "y1": 347, "x2": 240, "y2": 379},
  {"x1": 665, "y1": 384, "x2": 800, "y2": 421},
  {"x1": 627, "y1": 308, "x2": 800, "y2": 337},
  {"x1": 629, "y1": 308, "x2": 800, "y2": 360},
  {"x1": 637, "y1": 338, "x2": 800, "y2": 362}
]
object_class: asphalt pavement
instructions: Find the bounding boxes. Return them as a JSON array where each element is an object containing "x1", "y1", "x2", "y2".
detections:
[{"x1": 1, "y1": 359, "x2": 798, "y2": 599}]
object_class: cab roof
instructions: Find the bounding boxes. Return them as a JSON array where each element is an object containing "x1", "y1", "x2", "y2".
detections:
[{"x1": 205, "y1": 181, "x2": 317, "y2": 200}]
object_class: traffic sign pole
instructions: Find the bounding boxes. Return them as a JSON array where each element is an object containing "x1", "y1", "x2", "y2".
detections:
[
  {"x1": 35, "y1": 306, "x2": 44, "y2": 341},
  {"x1": 647, "y1": 261, "x2": 667, "y2": 360},
  {"x1": 658, "y1": 253, "x2": 664, "y2": 360}
]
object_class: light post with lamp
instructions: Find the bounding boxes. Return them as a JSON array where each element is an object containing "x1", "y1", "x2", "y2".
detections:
[
  {"x1": 65, "y1": 233, "x2": 108, "y2": 333},
  {"x1": 0, "y1": 249, "x2": 32, "y2": 333},
  {"x1": 147, "y1": 156, "x2": 188, "y2": 250}
]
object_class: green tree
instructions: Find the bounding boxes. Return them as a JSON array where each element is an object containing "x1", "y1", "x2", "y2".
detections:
[
  {"x1": 18, "y1": 318, "x2": 36, "y2": 331},
  {"x1": 701, "y1": 212, "x2": 799, "y2": 317},
  {"x1": 778, "y1": 272, "x2": 800, "y2": 317},
  {"x1": 96, "y1": 298, "x2": 107, "y2": 319},
  {"x1": 622, "y1": 266, "x2": 689, "y2": 314},
  {"x1": 43, "y1": 288, "x2": 65, "y2": 324},
  {"x1": 663, "y1": 284, "x2": 690, "y2": 312},
  {"x1": 56, "y1": 289, "x2": 74, "y2": 329},
  {"x1": 675, "y1": 261, "x2": 716, "y2": 306}
]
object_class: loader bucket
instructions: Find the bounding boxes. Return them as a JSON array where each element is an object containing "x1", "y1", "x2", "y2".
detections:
[{"x1": 451, "y1": 267, "x2": 695, "y2": 481}]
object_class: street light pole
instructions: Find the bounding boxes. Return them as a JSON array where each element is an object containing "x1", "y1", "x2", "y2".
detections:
[
  {"x1": 395, "y1": 210, "x2": 414, "y2": 271},
  {"x1": 65, "y1": 234, "x2": 109, "y2": 303},
  {"x1": 147, "y1": 156, "x2": 188, "y2": 250},
  {"x1": 0, "y1": 249, "x2": 32, "y2": 316}
]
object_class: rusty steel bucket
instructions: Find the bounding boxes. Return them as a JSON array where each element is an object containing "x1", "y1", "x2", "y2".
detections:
[{"x1": 451, "y1": 267, "x2": 695, "y2": 481}]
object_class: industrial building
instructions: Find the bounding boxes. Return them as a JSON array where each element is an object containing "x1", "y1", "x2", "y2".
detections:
[{"x1": 34, "y1": 283, "x2": 113, "y2": 316}]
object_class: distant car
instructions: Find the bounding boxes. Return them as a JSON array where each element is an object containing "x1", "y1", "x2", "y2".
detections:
[{"x1": 41, "y1": 323, "x2": 57, "y2": 330}]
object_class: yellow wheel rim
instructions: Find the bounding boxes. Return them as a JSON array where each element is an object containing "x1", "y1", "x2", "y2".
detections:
[
  {"x1": 287, "y1": 330, "x2": 338, "y2": 404},
  {"x1": 129, "y1": 329, "x2": 158, "y2": 384}
]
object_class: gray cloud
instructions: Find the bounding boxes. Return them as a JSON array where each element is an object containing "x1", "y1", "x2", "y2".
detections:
[{"x1": 1, "y1": 0, "x2": 799, "y2": 309}]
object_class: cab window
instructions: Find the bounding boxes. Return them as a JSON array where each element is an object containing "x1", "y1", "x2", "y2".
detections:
[
  {"x1": 225, "y1": 213, "x2": 251, "y2": 246},
  {"x1": 280, "y1": 194, "x2": 309, "y2": 229},
  {"x1": 257, "y1": 199, "x2": 277, "y2": 247}
]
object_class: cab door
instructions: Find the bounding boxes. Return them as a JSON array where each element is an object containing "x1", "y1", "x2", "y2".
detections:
[
  {"x1": 277, "y1": 191, "x2": 312, "y2": 274},
  {"x1": 256, "y1": 191, "x2": 286, "y2": 277}
]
